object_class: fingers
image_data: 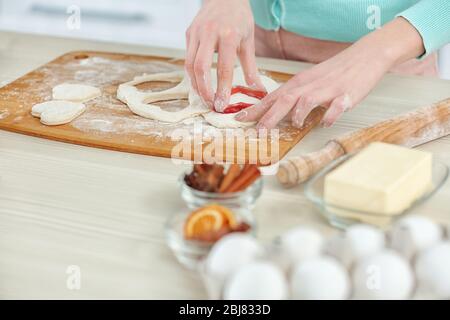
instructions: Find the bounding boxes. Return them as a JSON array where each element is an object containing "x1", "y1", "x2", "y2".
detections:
[
  {"x1": 257, "y1": 92, "x2": 300, "y2": 129},
  {"x1": 185, "y1": 28, "x2": 200, "y2": 94},
  {"x1": 234, "y1": 101, "x2": 270, "y2": 123},
  {"x1": 235, "y1": 86, "x2": 285, "y2": 122},
  {"x1": 235, "y1": 70, "x2": 320, "y2": 122},
  {"x1": 237, "y1": 81, "x2": 345, "y2": 130},
  {"x1": 290, "y1": 86, "x2": 340, "y2": 128},
  {"x1": 214, "y1": 33, "x2": 239, "y2": 112},
  {"x1": 239, "y1": 39, "x2": 265, "y2": 91},
  {"x1": 321, "y1": 93, "x2": 354, "y2": 127},
  {"x1": 291, "y1": 96, "x2": 320, "y2": 128},
  {"x1": 193, "y1": 39, "x2": 216, "y2": 107}
]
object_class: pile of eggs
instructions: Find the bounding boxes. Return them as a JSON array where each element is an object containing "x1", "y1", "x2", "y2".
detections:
[{"x1": 201, "y1": 215, "x2": 450, "y2": 299}]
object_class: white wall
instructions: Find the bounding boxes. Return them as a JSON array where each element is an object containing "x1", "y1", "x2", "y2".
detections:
[
  {"x1": 0, "y1": 0, "x2": 202, "y2": 49},
  {"x1": 1, "y1": 0, "x2": 449, "y2": 79}
]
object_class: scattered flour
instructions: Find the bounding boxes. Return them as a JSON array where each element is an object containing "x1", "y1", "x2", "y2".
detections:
[
  {"x1": 0, "y1": 53, "x2": 298, "y2": 142},
  {"x1": 0, "y1": 110, "x2": 10, "y2": 119}
]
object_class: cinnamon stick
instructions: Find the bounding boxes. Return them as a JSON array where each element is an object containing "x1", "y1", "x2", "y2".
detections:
[
  {"x1": 223, "y1": 165, "x2": 260, "y2": 193},
  {"x1": 235, "y1": 170, "x2": 261, "y2": 192},
  {"x1": 218, "y1": 164, "x2": 242, "y2": 193}
]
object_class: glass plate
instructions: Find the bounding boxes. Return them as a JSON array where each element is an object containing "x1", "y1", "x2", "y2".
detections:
[{"x1": 304, "y1": 154, "x2": 449, "y2": 229}]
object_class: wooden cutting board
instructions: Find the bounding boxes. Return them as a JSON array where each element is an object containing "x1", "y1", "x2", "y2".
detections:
[{"x1": 0, "y1": 51, "x2": 324, "y2": 164}]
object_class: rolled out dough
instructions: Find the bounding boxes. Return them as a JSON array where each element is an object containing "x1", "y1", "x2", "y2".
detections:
[
  {"x1": 31, "y1": 100, "x2": 86, "y2": 126},
  {"x1": 53, "y1": 83, "x2": 101, "y2": 102},
  {"x1": 117, "y1": 67, "x2": 280, "y2": 128},
  {"x1": 117, "y1": 70, "x2": 209, "y2": 123}
]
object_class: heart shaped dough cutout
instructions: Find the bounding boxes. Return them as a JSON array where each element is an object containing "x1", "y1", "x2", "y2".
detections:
[{"x1": 31, "y1": 100, "x2": 86, "y2": 126}]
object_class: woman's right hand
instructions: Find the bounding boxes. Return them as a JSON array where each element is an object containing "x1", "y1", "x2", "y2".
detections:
[{"x1": 185, "y1": 0, "x2": 264, "y2": 112}]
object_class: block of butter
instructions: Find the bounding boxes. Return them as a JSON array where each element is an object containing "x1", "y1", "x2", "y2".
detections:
[{"x1": 324, "y1": 142, "x2": 432, "y2": 216}]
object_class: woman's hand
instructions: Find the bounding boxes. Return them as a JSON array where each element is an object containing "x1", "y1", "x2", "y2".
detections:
[
  {"x1": 185, "y1": 0, "x2": 264, "y2": 111},
  {"x1": 236, "y1": 17, "x2": 425, "y2": 129}
]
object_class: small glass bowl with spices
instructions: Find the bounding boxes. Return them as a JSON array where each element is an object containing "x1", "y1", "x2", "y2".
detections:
[{"x1": 180, "y1": 164, "x2": 263, "y2": 211}]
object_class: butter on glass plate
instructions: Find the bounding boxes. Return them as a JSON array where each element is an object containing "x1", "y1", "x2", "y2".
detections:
[{"x1": 305, "y1": 143, "x2": 449, "y2": 229}]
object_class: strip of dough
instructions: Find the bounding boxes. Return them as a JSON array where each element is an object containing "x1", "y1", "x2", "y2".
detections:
[{"x1": 117, "y1": 71, "x2": 209, "y2": 123}]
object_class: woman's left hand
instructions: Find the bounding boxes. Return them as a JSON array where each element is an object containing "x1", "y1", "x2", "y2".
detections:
[{"x1": 236, "y1": 18, "x2": 425, "y2": 129}]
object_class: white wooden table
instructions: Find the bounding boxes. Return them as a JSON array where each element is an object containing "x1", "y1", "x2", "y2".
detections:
[{"x1": 0, "y1": 31, "x2": 449, "y2": 299}]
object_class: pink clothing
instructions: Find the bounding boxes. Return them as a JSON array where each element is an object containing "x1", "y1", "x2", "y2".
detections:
[{"x1": 254, "y1": 26, "x2": 438, "y2": 77}]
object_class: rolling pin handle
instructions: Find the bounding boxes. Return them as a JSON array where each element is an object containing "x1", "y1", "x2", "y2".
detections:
[{"x1": 277, "y1": 141, "x2": 345, "y2": 187}]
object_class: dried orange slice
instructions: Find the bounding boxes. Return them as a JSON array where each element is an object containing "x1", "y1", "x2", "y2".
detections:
[
  {"x1": 184, "y1": 204, "x2": 237, "y2": 239},
  {"x1": 208, "y1": 204, "x2": 237, "y2": 228},
  {"x1": 185, "y1": 206, "x2": 225, "y2": 239}
]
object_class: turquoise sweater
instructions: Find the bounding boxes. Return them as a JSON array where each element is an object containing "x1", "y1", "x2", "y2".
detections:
[{"x1": 250, "y1": 0, "x2": 450, "y2": 56}]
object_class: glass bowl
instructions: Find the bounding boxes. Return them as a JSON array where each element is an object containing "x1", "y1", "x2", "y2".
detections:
[
  {"x1": 305, "y1": 154, "x2": 449, "y2": 230},
  {"x1": 179, "y1": 173, "x2": 263, "y2": 210},
  {"x1": 165, "y1": 207, "x2": 256, "y2": 270}
]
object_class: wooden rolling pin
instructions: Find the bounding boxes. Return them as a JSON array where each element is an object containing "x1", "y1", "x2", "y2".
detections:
[{"x1": 277, "y1": 98, "x2": 450, "y2": 187}]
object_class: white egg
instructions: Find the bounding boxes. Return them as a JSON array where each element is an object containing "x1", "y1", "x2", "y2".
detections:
[
  {"x1": 276, "y1": 226, "x2": 324, "y2": 271},
  {"x1": 290, "y1": 256, "x2": 350, "y2": 300},
  {"x1": 352, "y1": 250, "x2": 414, "y2": 300},
  {"x1": 223, "y1": 262, "x2": 288, "y2": 300},
  {"x1": 390, "y1": 215, "x2": 442, "y2": 260},
  {"x1": 325, "y1": 224, "x2": 385, "y2": 269},
  {"x1": 415, "y1": 241, "x2": 450, "y2": 299},
  {"x1": 206, "y1": 233, "x2": 263, "y2": 281}
]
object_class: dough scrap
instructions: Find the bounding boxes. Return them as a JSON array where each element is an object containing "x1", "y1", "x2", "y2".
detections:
[
  {"x1": 117, "y1": 71, "x2": 209, "y2": 123},
  {"x1": 31, "y1": 100, "x2": 86, "y2": 126},
  {"x1": 117, "y1": 67, "x2": 280, "y2": 128},
  {"x1": 53, "y1": 83, "x2": 101, "y2": 102}
]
